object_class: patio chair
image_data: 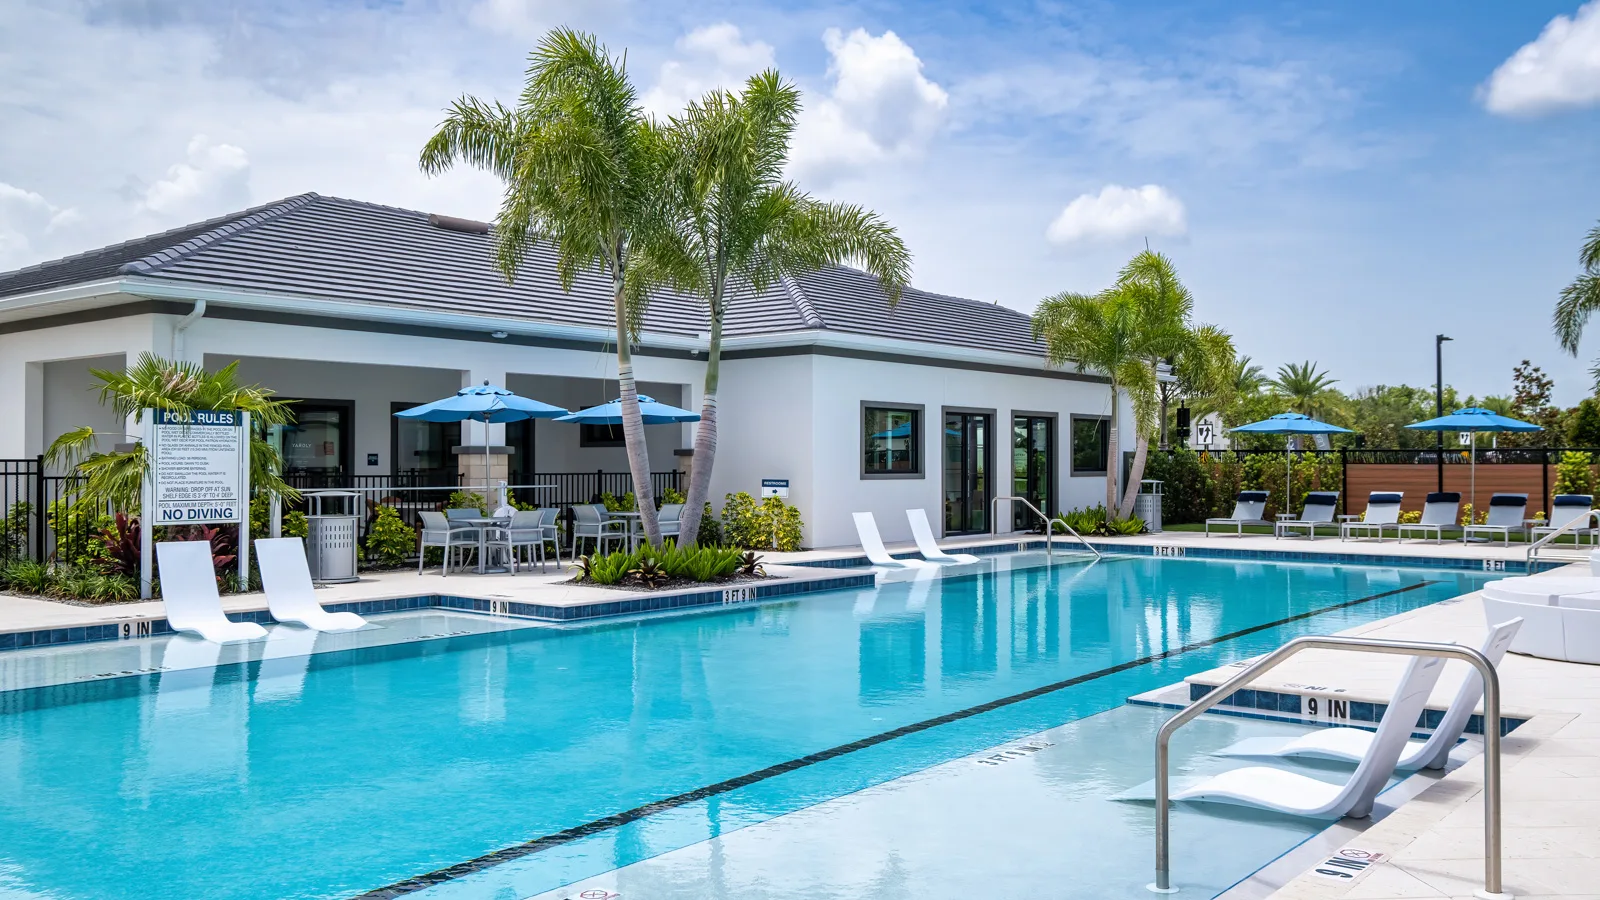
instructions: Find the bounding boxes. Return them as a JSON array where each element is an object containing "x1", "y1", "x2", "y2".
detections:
[
  {"x1": 506, "y1": 509, "x2": 548, "y2": 572},
  {"x1": 1529, "y1": 494, "x2": 1596, "y2": 546},
  {"x1": 852, "y1": 511, "x2": 935, "y2": 568},
  {"x1": 1146, "y1": 652, "x2": 1447, "y2": 819},
  {"x1": 1274, "y1": 491, "x2": 1339, "y2": 540},
  {"x1": 907, "y1": 508, "x2": 980, "y2": 563},
  {"x1": 658, "y1": 503, "x2": 684, "y2": 544},
  {"x1": 536, "y1": 506, "x2": 563, "y2": 567},
  {"x1": 1463, "y1": 493, "x2": 1529, "y2": 546},
  {"x1": 1340, "y1": 492, "x2": 1403, "y2": 542},
  {"x1": 255, "y1": 537, "x2": 367, "y2": 631},
  {"x1": 418, "y1": 510, "x2": 478, "y2": 576},
  {"x1": 571, "y1": 504, "x2": 626, "y2": 556},
  {"x1": 1204, "y1": 491, "x2": 1269, "y2": 536},
  {"x1": 1398, "y1": 492, "x2": 1461, "y2": 544},
  {"x1": 155, "y1": 540, "x2": 268, "y2": 644},
  {"x1": 1215, "y1": 618, "x2": 1522, "y2": 771}
]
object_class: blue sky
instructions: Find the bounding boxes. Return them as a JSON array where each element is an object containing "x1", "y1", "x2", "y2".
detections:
[{"x1": 3, "y1": 0, "x2": 1599, "y2": 402}]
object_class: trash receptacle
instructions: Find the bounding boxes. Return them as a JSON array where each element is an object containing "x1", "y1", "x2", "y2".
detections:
[
  {"x1": 305, "y1": 491, "x2": 361, "y2": 583},
  {"x1": 1134, "y1": 479, "x2": 1163, "y2": 533}
]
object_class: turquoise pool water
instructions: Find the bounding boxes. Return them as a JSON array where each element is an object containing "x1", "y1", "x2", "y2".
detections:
[{"x1": 0, "y1": 554, "x2": 1491, "y2": 900}]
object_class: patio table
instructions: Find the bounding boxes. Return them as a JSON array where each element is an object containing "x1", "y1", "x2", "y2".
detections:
[
  {"x1": 459, "y1": 517, "x2": 513, "y2": 573},
  {"x1": 606, "y1": 511, "x2": 644, "y2": 551}
]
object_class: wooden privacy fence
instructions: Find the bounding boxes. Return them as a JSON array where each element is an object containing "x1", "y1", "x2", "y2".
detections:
[{"x1": 1345, "y1": 463, "x2": 1556, "y2": 515}]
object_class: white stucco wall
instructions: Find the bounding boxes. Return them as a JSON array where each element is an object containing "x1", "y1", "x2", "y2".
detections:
[
  {"x1": 508, "y1": 374, "x2": 688, "y2": 474},
  {"x1": 709, "y1": 353, "x2": 815, "y2": 528}
]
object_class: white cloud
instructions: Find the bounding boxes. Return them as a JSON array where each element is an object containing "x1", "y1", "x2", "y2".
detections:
[
  {"x1": 1481, "y1": 1, "x2": 1600, "y2": 115},
  {"x1": 139, "y1": 135, "x2": 252, "y2": 219},
  {"x1": 640, "y1": 23, "x2": 775, "y2": 120},
  {"x1": 0, "y1": 183, "x2": 78, "y2": 269},
  {"x1": 1045, "y1": 184, "x2": 1187, "y2": 246},
  {"x1": 790, "y1": 28, "x2": 949, "y2": 184},
  {"x1": 468, "y1": 0, "x2": 624, "y2": 42}
]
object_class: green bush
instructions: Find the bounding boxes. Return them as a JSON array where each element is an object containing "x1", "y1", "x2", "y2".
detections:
[
  {"x1": 573, "y1": 549, "x2": 639, "y2": 585},
  {"x1": 1, "y1": 501, "x2": 31, "y2": 562},
  {"x1": 364, "y1": 505, "x2": 415, "y2": 568},
  {"x1": 1554, "y1": 451, "x2": 1596, "y2": 497},
  {"x1": 719, "y1": 492, "x2": 804, "y2": 550},
  {"x1": 660, "y1": 487, "x2": 686, "y2": 505},
  {"x1": 599, "y1": 491, "x2": 636, "y2": 512},
  {"x1": 283, "y1": 511, "x2": 309, "y2": 539},
  {"x1": 640, "y1": 543, "x2": 743, "y2": 581},
  {"x1": 446, "y1": 491, "x2": 488, "y2": 515},
  {"x1": 1, "y1": 559, "x2": 51, "y2": 595},
  {"x1": 1143, "y1": 449, "x2": 1214, "y2": 524},
  {"x1": 47, "y1": 499, "x2": 111, "y2": 570},
  {"x1": 696, "y1": 502, "x2": 720, "y2": 546},
  {"x1": 1051, "y1": 506, "x2": 1144, "y2": 536}
]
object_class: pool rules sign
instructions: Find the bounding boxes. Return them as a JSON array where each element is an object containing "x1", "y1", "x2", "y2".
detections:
[{"x1": 139, "y1": 409, "x2": 250, "y2": 598}]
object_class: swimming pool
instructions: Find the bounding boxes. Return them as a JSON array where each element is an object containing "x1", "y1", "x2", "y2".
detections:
[{"x1": 0, "y1": 553, "x2": 1491, "y2": 899}]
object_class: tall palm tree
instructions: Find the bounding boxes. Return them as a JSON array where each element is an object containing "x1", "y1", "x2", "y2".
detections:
[
  {"x1": 1034, "y1": 251, "x2": 1231, "y2": 518},
  {"x1": 46, "y1": 353, "x2": 296, "y2": 513},
  {"x1": 420, "y1": 28, "x2": 670, "y2": 543},
  {"x1": 1553, "y1": 221, "x2": 1600, "y2": 387},
  {"x1": 646, "y1": 71, "x2": 912, "y2": 544},
  {"x1": 1228, "y1": 355, "x2": 1267, "y2": 396},
  {"x1": 1269, "y1": 361, "x2": 1339, "y2": 418}
]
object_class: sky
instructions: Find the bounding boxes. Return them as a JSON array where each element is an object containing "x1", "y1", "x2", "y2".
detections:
[{"x1": 3, "y1": 1, "x2": 1600, "y2": 402}]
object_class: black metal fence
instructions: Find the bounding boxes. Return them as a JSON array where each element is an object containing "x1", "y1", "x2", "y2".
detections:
[{"x1": 0, "y1": 459, "x2": 685, "y2": 564}]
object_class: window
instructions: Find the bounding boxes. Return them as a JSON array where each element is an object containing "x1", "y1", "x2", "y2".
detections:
[
  {"x1": 1070, "y1": 415, "x2": 1109, "y2": 475},
  {"x1": 863, "y1": 404, "x2": 923, "y2": 478},
  {"x1": 580, "y1": 422, "x2": 625, "y2": 447},
  {"x1": 391, "y1": 401, "x2": 460, "y2": 481},
  {"x1": 281, "y1": 401, "x2": 352, "y2": 476}
]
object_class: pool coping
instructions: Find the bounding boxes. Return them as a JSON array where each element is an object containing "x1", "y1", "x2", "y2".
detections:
[{"x1": 0, "y1": 567, "x2": 875, "y2": 653}]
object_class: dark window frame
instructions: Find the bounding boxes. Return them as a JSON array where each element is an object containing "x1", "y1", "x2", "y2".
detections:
[
  {"x1": 579, "y1": 422, "x2": 626, "y2": 448},
  {"x1": 280, "y1": 397, "x2": 354, "y2": 476},
  {"x1": 1069, "y1": 414, "x2": 1111, "y2": 476},
  {"x1": 390, "y1": 401, "x2": 461, "y2": 480},
  {"x1": 1011, "y1": 410, "x2": 1058, "y2": 525},
  {"x1": 862, "y1": 401, "x2": 926, "y2": 480}
]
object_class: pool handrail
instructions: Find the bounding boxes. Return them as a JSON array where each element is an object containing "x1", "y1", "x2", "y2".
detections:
[
  {"x1": 1526, "y1": 506, "x2": 1600, "y2": 569},
  {"x1": 1150, "y1": 635, "x2": 1504, "y2": 898},
  {"x1": 990, "y1": 496, "x2": 1100, "y2": 559}
]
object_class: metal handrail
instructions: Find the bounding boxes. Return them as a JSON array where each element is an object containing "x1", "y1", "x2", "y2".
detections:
[
  {"x1": 1526, "y1": 507, "x2": 1600, "y2": 568},
  {"x1": 990, "y1": 496, "x2": 1100, "y2": 559},
  {"x1": 1151, "y1": 635, "x2": 1504, "y2": 897}
]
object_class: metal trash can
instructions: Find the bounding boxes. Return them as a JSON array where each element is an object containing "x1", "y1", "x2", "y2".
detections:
[
  {"x1": 305, "y1": 491, "x2": 361, "y2": 583},
  {"x1": 1134, "y1": 479, "x2": 1164, "y2": 533}
]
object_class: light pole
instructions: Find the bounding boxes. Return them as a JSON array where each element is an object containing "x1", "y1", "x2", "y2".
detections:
[{"x1": 1436, "y1": 334, "x2": 1452, "y2": 493}]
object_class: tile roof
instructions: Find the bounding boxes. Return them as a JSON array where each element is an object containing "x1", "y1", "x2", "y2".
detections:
[{"x1": 0, "y1": 193, "x2": 1046, "y2": 357}]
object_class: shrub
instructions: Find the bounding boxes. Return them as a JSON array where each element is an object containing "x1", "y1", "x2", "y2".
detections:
[
  {"x1": 446, "y1": 491, "x2": 488, "y2": 515},
  {"x1": 0, "y1": 501, "x2": 31, "y2": 562},
  {"x1": 1554, "y1": 451, "x2": 1596, "y2": 497},
  {"x1": 284, "y1": 511, "x2": 309, "y2": 539},
  {"x1": 1052, "y1": 506, "x2": 1143, "y2": 536},
  {"x1": 1103, "y1": 516, "x2": 1146, "y2": 536},
  {"x1": 1143, "y1": 449, "x2": 1213, "y2": 525},
  {"x1": 364, "y1": 506, "x2": 415, "y2": 568},
  {"x1": 1, "y1": 559, "x2": 51, "y2": 595},
  {"x1": 720, "y1": 492, "x2": 805, "y2": 550},
  {"x1": 1398, "y1": 510, "x2": 1422, "y2": 524},
  {"x1": 48, "y1": 499, "x2": 111, "y2": 570},
  {"x1": 599, "y1": 491, "x2": 636, "y2": 512},
  {"x1": 96, "y1": 513, "x2": 141, "y2": 577},
  {"x1": 696, "y1": 502, "x2": 720, "y2": 546},
  {"x1": 573, "y1": 549, "x2": 639, "y2": 585},
  {"x1": 660, "y1": 487, "x2": 686, "y2": 505}
]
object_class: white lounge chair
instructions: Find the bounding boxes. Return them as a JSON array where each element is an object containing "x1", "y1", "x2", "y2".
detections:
[
  {"x1": 1205, "y1": 491, "x2": 1269, "y2": 536},
  {"x1": 1341, "y1": 492, "x2": 1403, "y2": 542},
  {"x1": 1463, "y1": 493, "x2": 1529, "y2": 546},
  {"x1": 156, "y1": 540, "x2": 268, "y2": 644},
  {"x1": 1528, "y1": 494, "x2": 1595, "y2": 545},
  {"x1": 1215, "y1": 619, "x2": 1522, "y2": 771},
  {"x1": 255, "y1": 537, "x2": 367, "y2": 632},
  {"x1": 907, "y1": 508, "x2": 980, "y2": 564},
  {"x1": 1274, "y1": 491, "x2": 1339, "y2": 540},
  {"x1": 852, "y1": 512, "x2": 935, "y2": 568},
  {"x1": 1162, "y1": 652, "x2": 1447, "y2": 819},
  {"x1": 1398, "y1": 492, "x2": 1461, "y2": 543}
]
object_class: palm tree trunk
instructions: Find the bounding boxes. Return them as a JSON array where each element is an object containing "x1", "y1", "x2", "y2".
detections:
[
  {"x1": 680, "y1": 305, "x2": 721, "y2": 545},
  {"x1": 1105, "y1": 387, "x2": 1120, "y2": 514},
  {"x1": 612, "y1": 267, "x2": 661, "y2": 545},
  {"x1": 1120, "y1": 435, "x2": 1150, "y2": 518}
]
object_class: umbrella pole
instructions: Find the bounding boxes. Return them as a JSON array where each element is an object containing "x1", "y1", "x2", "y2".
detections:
[
  {"x1": 483, "y1": 413, "x2": 493, "y2": 506},
  {"x1": 1470, "y1": 430, "x2": 1476, "y2": 526},
  {"x1": 1286, "y1": 437, "x2": 1293, "y2": 516}
]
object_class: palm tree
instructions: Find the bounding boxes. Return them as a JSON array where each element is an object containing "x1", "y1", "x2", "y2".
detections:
[
  {"x1": 46, "y1": 353, "x2": 296, "y2": 513},
  {"x1": 420, "y1": 28, "x2": 671, "y2": 544},
  {"x1": 1553, "y1": 221, "x2": 1600, "y2": 387},
  {"x1": 1229, "y1": 355, "x2": 1267, "y2": 396},
  {"x1": 1035, "y1": 251, "x2": 1230, "y2": 518},
  {"x1": 1269, "y1": 361, "x2": 1339, "y2": 418},
  {"x1": 646, "y1": 71, "x2": 912, "y2": 544}
]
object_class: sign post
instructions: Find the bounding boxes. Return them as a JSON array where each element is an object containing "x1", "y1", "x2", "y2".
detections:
[{"x1": 142, "y1": 409, "x2": 250, "y2": 598}]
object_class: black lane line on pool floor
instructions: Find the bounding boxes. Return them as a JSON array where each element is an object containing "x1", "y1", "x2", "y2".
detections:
[{"x1": 350, "y1": 579, "x2": 1441, "y2": 899}]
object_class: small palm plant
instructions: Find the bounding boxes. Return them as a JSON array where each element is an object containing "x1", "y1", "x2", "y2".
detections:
[{"x1": 45, "y1": 353, "x2": 298, "y2": 514}]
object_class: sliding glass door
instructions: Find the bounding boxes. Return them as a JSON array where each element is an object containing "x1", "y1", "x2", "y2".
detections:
[
  {"x1": 943, "y1": 411, "x2": 991, "y2": 535},
  {"x1": 1012, "y1": 415, "x2": 1055, "y2": 529}
]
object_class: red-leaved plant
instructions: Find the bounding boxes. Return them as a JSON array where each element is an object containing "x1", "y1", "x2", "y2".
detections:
[{"x1": 97, "y1": 513, "x2": 141, "y2": 577}]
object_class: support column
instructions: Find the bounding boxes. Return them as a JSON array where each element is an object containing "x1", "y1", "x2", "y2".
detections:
[{"x1": 0, "y1": 357, "x2": 44, "y2": 458}]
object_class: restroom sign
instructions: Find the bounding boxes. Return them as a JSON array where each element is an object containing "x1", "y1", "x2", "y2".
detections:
[
  {"x1": 761, "y1": 478, "x2": 789, "y2": 499},
  {"x1": 149, "y1": 408, "x2": 249, "y2": 525}
]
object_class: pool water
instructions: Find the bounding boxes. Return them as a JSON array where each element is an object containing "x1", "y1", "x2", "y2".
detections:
[{"x1": 0, "y1": 554, "x2": 1490, "y2": 900}]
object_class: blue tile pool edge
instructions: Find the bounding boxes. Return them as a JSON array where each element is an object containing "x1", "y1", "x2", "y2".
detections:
[
  {"x1": 1123, "y1": 685, "x2": 1527, "y2": 737},
  {"x1": 0, "y1": 570, "x2": 876, "y2": 653},
  {"x1": 792, "y1": 538, "x2": 1543, "y2": 574}
]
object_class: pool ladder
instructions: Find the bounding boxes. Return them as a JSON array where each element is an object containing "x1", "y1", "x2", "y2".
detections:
[
  {"x1": 990, "y1": 496, "x2": 1100, "y2": 559},
  {"x1": 1149, "y1": 635, "x2": 1507, "y2": 898}
]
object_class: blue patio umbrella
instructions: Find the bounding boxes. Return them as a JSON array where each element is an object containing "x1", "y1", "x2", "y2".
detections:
[
  {"x1": 1405, "y1": 407, "x2": 1542, "y2": 518},
  {"x1": 554, "y1": 395, "x2": 701, "y2": 425},
  {"x1": 1230, "y1": 413, "x2": 1354, "y2": 511},
  {"x1": 394, "y1": 382, "x2": 569, "y2": 498}
]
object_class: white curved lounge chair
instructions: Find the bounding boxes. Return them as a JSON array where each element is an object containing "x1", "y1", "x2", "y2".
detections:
[
  {"x1": 1166, "y1": 653, "x2": 1447, "y2": 819},
  {"x1": 156, "y1": 541, "x2": 268, "y2": 644},
  {"x1": 852, "y1": 512, "x2": 935, "y2": 568},
  {"x1": 907, "y1": 508, "x2": 980, "y2": 564},
  {"x1": 256, "y1": 537, "x2": 367, "y2": 632},
  {"x1": 1214, "y1": 619, "x2": 1522, "y2": 770}
]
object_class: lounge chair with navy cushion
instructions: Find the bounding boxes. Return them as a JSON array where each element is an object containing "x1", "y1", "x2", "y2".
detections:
[
  {"x1": 1341, "y1": 492, "x2": 1403, "y2": 542},
  {"x1": 1205, "y1": 491, "x2": 1270, "y2": 537},
  {"x1": 1463, "y1": 494, "x2": 1529, "y2": 546},
  {"x1": 1398, "y1": 492, "x2": 1461, "y2": 544},
  {"x1": 1529, "y1": 494, "x2": 1595, "y2": 546},
  {"x1": 1274, "y1": 491, "x2": 1339, "y2": 540}
]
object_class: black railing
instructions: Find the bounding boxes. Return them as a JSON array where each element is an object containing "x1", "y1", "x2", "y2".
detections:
[{"x1": 0, "y1": 458, "x2": 39, "y2": 564}]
